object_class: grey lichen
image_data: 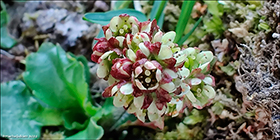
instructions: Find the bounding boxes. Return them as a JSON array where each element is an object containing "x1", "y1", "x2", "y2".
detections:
[
  {"x1": 41, "y1": 130, "x2": 65, "y2": 140},
  {"x1": 236, "y1": 0, "x2": 280, "y2": 138}
]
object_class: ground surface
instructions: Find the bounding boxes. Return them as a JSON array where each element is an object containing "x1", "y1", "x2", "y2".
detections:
[{"x1": 1, "y1": 1, "x2": 279, "y2": 139}]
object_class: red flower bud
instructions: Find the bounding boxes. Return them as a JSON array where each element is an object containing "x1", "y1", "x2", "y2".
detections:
[
  {"x1": 110, "y1": 58, "x2": 133, "y2": 80},
  {"x1": 91, "y1": 38, "x2": 110, "y2": 63}
]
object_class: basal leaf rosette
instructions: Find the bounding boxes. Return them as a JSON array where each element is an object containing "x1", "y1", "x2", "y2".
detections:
[{"x1": 174, "y1": 48, "x2": 216, "y2": 109}]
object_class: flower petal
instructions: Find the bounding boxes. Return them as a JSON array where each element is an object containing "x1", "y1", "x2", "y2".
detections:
[
  {"x1": 120, "y1": 83, "x2": 134, "y2": 95},
  {"x1": 174, "y1": 50, "x2": 188, "y2": 67},
  {"x1": 203, "y1": 85, "x2": 216, "y2": 99},
  {"x1": 140, "y1": 21, "x2": 151, "y2": 33},
  {"x1": 144, "y1": 61, "x2": 156, "y2": 70},
  {"x1": 148, "y1": 112, "x2": 159, "y2": 122},
  {"x1": 197, "y1": 51, "x2": 213, "y2": 64},
  {"x1": 164, "y1": 69, "x2": 177, "y2": 79},
  {"x1": 174, "y1": 100, "x2": 183, "y2": 117},
  {"x1": 136, "y1": 111, "x2": 146, "y2": 122},
  {"x1": 185, "y1": 48, "x2": 197, "y2": 59},
  {"x1": 100, "y1": 50, "x2": 114, "y2": 59},
  {"x1": 158, "y1": 44, "x2": 172, "y2": 60},
  {"x1": 191, "y1": 78, "x2": 201, "y2": 85},
  {"x1": 131, "y1": 24, "x2": 139, "y2": 35},
  {"x1": 152, "y1": 31, "x2": 163, "y2": 43},
  {"x1": 186, "y1": 90, "x2": 197, "y2": 103},
  {"x1": 140, "y1": 33, "x2": 150, "y2": 42},
  {"x1": 161, "y1": 31, "x2": 176, "y2": 45},
  {"x1": 113, "y1": 92, "x2": 125, "y2": 107},
  {"x1": 135, "y1": 66, "x2": 143, "y2": 77},
  {"x1": 128, "y1": 16, "x2": 139, "y2": 26},
  {"x1": 127, "y1": 49, "x2": 136, "y2": 62},
  {"x1": 156, "y1": 69, "x2": 162, "y2": 82},
  {"x1": 105, "y1": 29, "x2": 112, "y2": 40},
  {"x1": 135, "y1": 79, "x2": 147, "y2": 90},
  {"x1": 97, "y1": 60, "x2": 109, "y2": 78},
  {"x1": 180, "y1": 84, "x2": 190, "y2": 97},
  {"x1": 109, "y1": 16, "x2": 119, "y2": 32},
  {"x1": 203, "y1": 76, "x2": 213, "y2": 85},
  {"x1": 147, "y1": 100, "x2": 157, "y2": 114},
  {"x1": 134, "y1": 95, "x2": 145, "y2": 108},
  {"x1": 111, "y1": 85, "x2": 118, "y2": 95},
  {"x1": 139, "y1": 43, "x2": 150, "y2": 57},
  {"x1": 161, "y1": 82, "x2": 175, "y2": 93},
  {"x1": 179, "y1": 67, "x2": 190, "y2": 79},
  {"x1": 108, "y1": 75, "x2": 117, "y2": 85},
  {"x1": 199, "y1": 62, "x2": 210, "y2": 72},
  {"x1": 116, "y1": 36, "x2": 125, "y2": 48},
  {"x1": 127, "y1": 103, "x2": 137, "y2": 114}
]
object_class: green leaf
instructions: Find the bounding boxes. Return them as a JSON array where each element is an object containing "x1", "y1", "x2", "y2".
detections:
[
  {"x1": 178, "y1": 16, "x2": 203, "y2": 46},
  {"x1": 23, "y1": 42, "x2": 89, "y2": 110},
  {"x1": 204, "y1": 1, "x2": 223, "y2": 16},
  {"x1": 202, "y1": 15, "x2": 224, "y2": 38},
  {"x1": 62, "y1": 110, "x2": 89, "y2": 130},
  {"x1": 83, "y1": 9, "x2": 147, "y2": 25},
  {"x1": 101, "y1": 97, "x2": 115, "y2": 116},
  {"x1": 76, "y1": 55, "x2": 91, "y2": 86},
  {"x1": 150, "y1": 1, "x2": 167, "y2": 28},
  {"x1": 66, "y1": 117, "x2": 104, "y2": 140},
  {"x1": 1, "y1": 81, "x2": 63, "y2": 138},
  {"x1": 174, "y1": 1, "x2": 195, "y2": 43},
  {"x1": 0, "y1": 2, "x2": 17, "y2": 49},
  {"x1": 1, "y1": 26, "x2": 17, "y2": 49},
  {"x1": 183, "y1": 109, "x2": 206, "y2": 125},
  {"x1": 220, "y1": 63, "x2": 236, "y2": 76},
  {"x1": 157, "y1": 11, "x2": 165, "y2": 29},
  {"x1": 109, "y1": 110, "x2": 137, "y2": 131},
  {"x1": 68, "y1": 53, "x2": 90, "y2": 85},
  {"x1": 1, "y1": 1, "x2": 8, "y2": 26},
  {"x1": 89, "y1": 98, "x2": 114, "y2": 122},
  {"x1": 1, "y1": 10, "x2": 9, "y2": 27},
  {"x1": 211, "y1": 102, "x2": 224, "y2": 115},
  {"x1": 113, "y1": 1, "x2": 132, "y2": 10},
  {"x1": 32, "y1": 107, "x2": 64, "y2": 126},
  {"x1": 1, "y1": 1, "x2": 6, "y2": 11}
]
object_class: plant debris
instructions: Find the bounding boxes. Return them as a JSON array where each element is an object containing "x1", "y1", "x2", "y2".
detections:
[{"x1": 236, "y1": 0, "x2": 280, "y2": 138}]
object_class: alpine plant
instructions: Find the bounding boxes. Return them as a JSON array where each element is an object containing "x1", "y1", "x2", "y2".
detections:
[{"x1": 91, "y1": 14, "x2": 216, "y2": 128}]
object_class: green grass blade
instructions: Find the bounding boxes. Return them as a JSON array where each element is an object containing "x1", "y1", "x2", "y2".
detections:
[
  {"x1": 150, "y1": 1, "x2": 167, "y2": 28},
  {"x1": 150, "y1": 1, "x2": 167, "y2": 21},
  {"x1": 178, "y1": 16, "x2": 203, "y2": 46},
  {"x1": 157, "y1": 11, "x2": 165, "y2": 29},
  {"x1": 174, "y1": 1, "x2": 195, "y2": 43},
  {"x1": 1, "y1": 1, "x2": 7, "y2": 11},
  {"x1": 113, "y1": 1, "x2": 132, "y2": 10},
  {"x1": 150, "y1": 1, "x2": 167, "y2": 20}
]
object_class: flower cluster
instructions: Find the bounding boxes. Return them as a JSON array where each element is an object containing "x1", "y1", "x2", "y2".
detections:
[{"x1": 91, "y1": 14, "x2": 216, "y2": 127}]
